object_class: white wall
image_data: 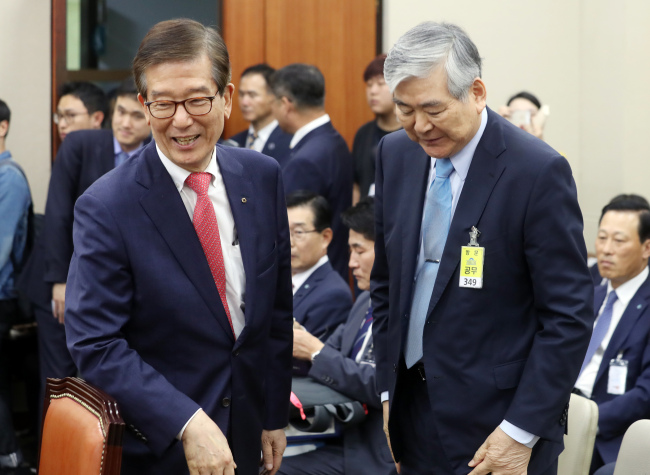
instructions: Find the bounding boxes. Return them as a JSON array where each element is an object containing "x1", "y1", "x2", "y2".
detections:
[
  {"x1": 0, "y1": 1, "x2": 52, "y2": 213},
  {"x1": 384, "y1": 0, "x2": 650, "y2": 252}
]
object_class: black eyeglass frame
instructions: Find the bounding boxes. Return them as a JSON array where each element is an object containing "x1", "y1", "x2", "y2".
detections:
[{"x1": 143, "y1": 94, "x2": 219, "y2": 119}]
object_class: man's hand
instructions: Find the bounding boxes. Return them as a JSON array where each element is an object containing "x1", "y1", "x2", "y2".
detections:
[
  {"x1": 259, "y1": 429, "x2": 286, "y2": 475},
  {"x1": 468, "y1": 426, "x2": 531, "y2": 475},
  {"x1": 181, "y1": 410, "x2": 236, "y2": 475},
  {"x1": 52, "y1": 283, "x2": 66, "y2": 324},
  {"x1": 382, "y1": 400, "x2": 400, "y2": 473},
  {"x1": 292, "y1": 327, "x2": 324, "y2": 361}
]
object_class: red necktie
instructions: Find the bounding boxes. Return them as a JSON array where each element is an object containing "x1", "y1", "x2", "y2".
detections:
[{"x1": 185, "y1": 172, "x2": 234, "y2": 335}]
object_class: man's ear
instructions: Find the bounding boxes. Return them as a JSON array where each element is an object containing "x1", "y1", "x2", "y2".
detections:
[
  {"x1": 222, "y1": 83, "x2": 235, "y2": 120},
  {"x1": 641, "y1": 238, "x2": 650, "y2": 260},
  {"x1": 321, "y1": 228, "x2": 333, "y2": 248},
  {"x1": 0, "y1": 120, "x2": 8, "y2": 139},
  {"x1": 470, "y1": 77, "x2": 487, "y2": 112},
  {"x1": 138, "y1": 94, "x2": 152, "y2": 125},
  {"x1": 89, "y1": 111, "x2": 105, "y2": 129}
]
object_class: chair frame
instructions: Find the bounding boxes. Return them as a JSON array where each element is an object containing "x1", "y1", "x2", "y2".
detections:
[{"x1": 39, "y1": 377, "x2": 125, "y2": 475}]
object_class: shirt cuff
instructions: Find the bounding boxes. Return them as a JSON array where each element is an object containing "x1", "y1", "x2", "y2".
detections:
[
  {"x1": 500, "y1": 420, "x2": 539, "y2": 448},
  {"x1": 380, "y1": 391, "x2": 389, "y2": 403},
  {"x1": 177, "y1": 408, "x2": 202, "y2": 440}
]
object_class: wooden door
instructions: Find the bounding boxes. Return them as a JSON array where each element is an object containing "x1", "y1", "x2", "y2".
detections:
[{"x1": 222, "y1": 0, "x2": 379, "y2": 147}]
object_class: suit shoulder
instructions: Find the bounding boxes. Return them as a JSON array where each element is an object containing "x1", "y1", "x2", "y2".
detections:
[
  {"x1": 64, "y1": 129, "x2": 113, "y2": 146},
  {"x1": 217, "y1": 144, "x2": 281, "y2": 174}
]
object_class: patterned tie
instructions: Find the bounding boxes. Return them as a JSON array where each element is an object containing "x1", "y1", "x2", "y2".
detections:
[
  {"x1": 246, "y1": 131, "x2": 258, "y2": 149},
  {"x1": 185, "y1": 172, "x2": 234, "y2": 335},
  {"x1": 579, "y1": 290, "x2": 618, "y2": 376},
  {"x1": 351, "y1": 304, "x2": 373, "y2": 361},
  {"x1": 405, "y1": 158, "x2": 454, "y2": 368}
]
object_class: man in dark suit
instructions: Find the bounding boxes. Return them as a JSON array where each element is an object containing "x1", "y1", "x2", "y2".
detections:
[
  {"x1": 281, "y1": 197, "x2": 396, "y2": 475},
  {"x1": 65, "y1": 19, "x2": 292, "y2": 475},
  {"x1": 228, "y1": 64, "x2": 292, "y2": 167},
  {"x1": 371, "y1": 22, "x2": 594, "y2": 475},
  {"x1": 19, "y1": 78, "x2": 151, "y2": 419},
  {"x1": 573, "y1": 195, "x2": 650, "y2": 473},
  {"x1": 270, "y1": 64, "x2": 352, "y2": 281},
  {"x1": 288, "y1": 190, "x2": 351, "y2": 341}
]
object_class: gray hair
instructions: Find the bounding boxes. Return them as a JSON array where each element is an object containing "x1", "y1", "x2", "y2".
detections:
[{"x1": 384, "y1": 22, "x2": 482, "y2": 101}]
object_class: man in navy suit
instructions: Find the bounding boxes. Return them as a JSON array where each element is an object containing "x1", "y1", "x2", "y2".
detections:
[
  {"x1": 573, "y1": 195, "x2": 650, "y2": 473},
  {"x1": 270, "y1": 64, "x2": 352, "y2": 281},
  {"x1": 281, "y1": 197, "x2": 396, "y2": 475},
  {"x1": 64, "y1": 19, "x2": 293, "y2": 475},
  {"x1": 18, "y1": 78, "x2": 151, "y2": 422},
  {"x1": 228, "y1": 64, "x2": 292, "y2": 167},
  {"x1": 371, "y1": 22, "x2": 594, "y2": 475},
  {"x1": 288, "y1": 191, "x2": 351, "y2": 341}
]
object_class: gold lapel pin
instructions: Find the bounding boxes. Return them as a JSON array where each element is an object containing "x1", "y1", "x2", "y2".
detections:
[{"x1": 241, "y1": 197, "x2": 247, "y2": 203}]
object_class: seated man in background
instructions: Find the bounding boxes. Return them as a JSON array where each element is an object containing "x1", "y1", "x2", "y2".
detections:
[
  {"x1": 498, "y1": 91, "x2": 548, "y2": 141},
  {"x1": 228, "y1": 63, "x2": 292, "y2": 166},
  {"x1": 352, "y1": 54, "x2": 401, "y2": 203},
  {"x1": 280, "y1": 197, "x2": 397, "y2": 475},
  {"x1": 289, "y1": 190, "x2": 351, "y2": 341},
  {"x1": 54, "y1": 81, "x2": 108, "y2": 140},
  {"x1": 18, "y1": 78, "x2": 151, "y2": 425},
  {"x1": 573, "y1": 194, "x2": 650, "y2": 473}
]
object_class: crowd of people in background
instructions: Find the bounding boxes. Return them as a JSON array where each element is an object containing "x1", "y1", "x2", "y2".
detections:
[{"x1": 0, "y1": 18, "x2": 649, "y2": 475}]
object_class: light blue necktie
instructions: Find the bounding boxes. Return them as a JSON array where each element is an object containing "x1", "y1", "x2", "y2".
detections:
[
  {"x1": 115, "y1": 150, "x2": 129, "y2": 167},
  {"x1": 579, "y1": 290, "x2": 618, "y2": 376},
  {"x1": 405, "y1": 158, "x2": 454, "y2": 368}
]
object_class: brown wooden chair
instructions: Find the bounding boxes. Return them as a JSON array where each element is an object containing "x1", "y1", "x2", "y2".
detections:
[{"x1": 38, "y1": 377, "x2": 124, "y2": 475}]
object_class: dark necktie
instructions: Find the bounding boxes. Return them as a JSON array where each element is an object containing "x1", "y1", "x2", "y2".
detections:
[
  {"x1": 405, "y1": 158, "x2": 454, "y2": 368},
  {"x1": 246, "y1": 131, "x2": 258, "y2": 149},
  {"x1": 351, "y1": 305, "x2": 373, "y2": 361},
  {"x1": 185, "y1": 172, "x2": 234, "y2": 335},
  {"x1": 579, "y1": 290, "x2": 618, "y2": 376}
]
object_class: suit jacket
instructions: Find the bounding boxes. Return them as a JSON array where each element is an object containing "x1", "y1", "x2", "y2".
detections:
[
  {"x1": 371, "y1": 108, "x2": 594, "y2": 474},
  {"x1": 307, "y1": 292, "x2": 397, "y2": 475},
  {"x1": 18, "y1": 129, "x2": 116, "y2": 307},
  {"x1": 293, "y1": 261, "x2": 352, "y2": 341},
  {"x1": 590, "y1": 274, "x2": 650, "y2": 464},
  {"x1": 230, "y1": 124, "x2": 293, "y2": 168},
  {"x1": 282, "y1": 122, "x2": 352, "y2": 280},
  {"x1": 65, "y1": 142, "x2": 294, "y2": 475}
]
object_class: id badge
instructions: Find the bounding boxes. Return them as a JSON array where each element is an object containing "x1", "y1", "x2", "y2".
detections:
[
  {"x1": 608, "y1": 353, "x2": 628, "y2": 395},
  {"x1": 459, "y1": 226, "x2": 484, "y2": 289}
]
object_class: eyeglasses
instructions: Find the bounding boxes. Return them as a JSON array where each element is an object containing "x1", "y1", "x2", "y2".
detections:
[
  {"x1": 143, "y1": 94, "x2": 218, "y2": 119},
  {"x1": 289, "y1": 229, "x2": 319, "y2": 241},
  {"x1": 53, "y1": 111, "x2": 89, "y2": 125}
]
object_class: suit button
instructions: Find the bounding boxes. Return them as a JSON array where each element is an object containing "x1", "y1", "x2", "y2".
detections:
[
  {"x1": 233, "y1": 349, "x2": 240, "y2": 357},
  {"x1": 393, "y1": 364, "x2": 397, "y2": 373},
  {"x1": 222, "y1": 397, "x2": 231, "y2": 407}
]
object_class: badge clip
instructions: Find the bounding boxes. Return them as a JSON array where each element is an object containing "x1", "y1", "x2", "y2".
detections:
[{"x1": 468, "y1": 226, "x2": 481, "y2": 247}]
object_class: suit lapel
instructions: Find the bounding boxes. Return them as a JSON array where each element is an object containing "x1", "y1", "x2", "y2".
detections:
[
  {"x1": 596, "y1": 276, "x2": 650, "y2": 385},
  {"x1": 341, "y1": 293, "x2": 371, "y2": 355},
  {"x1": 427, "y1": 109, "x2": 507, "y2": 316},
  {"x1": 100, "y1": 131, "x2": 116, "y2": 174},
  {"x1": 399, "y1": 142, "x2": 430, "y2": 318},
  {"x1": 136, "y1": 144, "x2": 236, "y2": 342},
  {"x1": 293, "y1": 263, "x2": 329, "y2": 309},
  {"x1": 216, "y1": 146, "x2": 257, "y2": 347}
]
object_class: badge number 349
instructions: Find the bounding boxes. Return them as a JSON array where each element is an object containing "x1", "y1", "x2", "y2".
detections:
[{"x1": 459, "y1": 246, "x2": 484, "y2": 289}]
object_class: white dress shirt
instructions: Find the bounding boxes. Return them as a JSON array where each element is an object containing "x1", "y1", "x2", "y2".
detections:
[
  {"x1": 157, "y1": 144, "x2": 246, "y2": 339},
  {"x1": 247, "y1": 119, "x2": 280, "y2": 153},
  {"x1": 575, "y1": 266, "x2": 649, "y2": 398},
  {"x1": 289, "y1": 114, "x2": 330, "y2": 149},
  {"x1": 292, "y1": 255, "x2": 329, "y2": 295}
]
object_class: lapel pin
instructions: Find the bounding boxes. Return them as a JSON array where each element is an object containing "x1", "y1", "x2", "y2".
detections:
[
  {"x1": 638, "y1": 304, "x2": 642, "y2": 310},
  {"x1": 241, "y1": 197, "x2": 247, "y2": 203}
]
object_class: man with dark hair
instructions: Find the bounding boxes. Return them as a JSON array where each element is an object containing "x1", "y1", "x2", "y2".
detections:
[
  {"x1": 498, "y1": 91, "x2": 547, "y2": 140},
  {"x1": 0, "y1": 99, "x2": 32, "y2": 472},
  {"x1": 573, "y1": 194, "x2": 650, "y2": 474},
  {"x1": 281, "y1": 197, "x2": 396, "y2": 475},
  {"x1": 373, "y1": 22, "x2": 593, "y2": 474},
  {"x1": 228, "y1": 64, "x2": 292, "y2": 166},
  {"x1": 65, "y1": 19, "x2": 292, "y2": 475},
  {"x1": 352, "y1": 54, "x2": 401, "y2": 202},
  {"x1": 287, "y1": 190, "x2": 351, "y2": 341},
  {"x1": 19, "y1": 77, "x2": 152, "y2": 424},
  {"x1": 54, "y1": 81, "x2": 108, "y2": 140},
  {"x1": 270, "y1": 63, "x2": 352, "y2": 281}
]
